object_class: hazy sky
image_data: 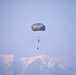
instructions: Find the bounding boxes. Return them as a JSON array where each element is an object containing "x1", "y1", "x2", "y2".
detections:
[{"x1": 0, "y1": 0, "x2": 76, "y2": 70}]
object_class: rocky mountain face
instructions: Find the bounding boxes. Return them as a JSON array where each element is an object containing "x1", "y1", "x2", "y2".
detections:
[{"x1": 0, "y1": 54, "x2": 76, "y2": 75}]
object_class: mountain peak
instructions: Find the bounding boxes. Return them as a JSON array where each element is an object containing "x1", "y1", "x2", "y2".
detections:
[
  {"x1": 20, "y1": 54, "x2": 53, "y2": 67},
  {"x1": 36, "y1": 54, "x2": 50, "y2": 59}
]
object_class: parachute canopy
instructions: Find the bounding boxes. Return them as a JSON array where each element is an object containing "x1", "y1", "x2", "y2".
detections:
[{"x1": 32, "y1": 23, "x2": 46, "y2": 31}]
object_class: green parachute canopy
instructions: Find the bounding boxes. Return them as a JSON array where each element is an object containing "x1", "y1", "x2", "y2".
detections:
[{"x1": 32, "y1": 23, "x2": 46, "y2": 31}]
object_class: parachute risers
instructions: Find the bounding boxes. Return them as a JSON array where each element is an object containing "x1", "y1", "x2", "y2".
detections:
[{"x1": 31, "y1": 23, "x2": 46, "y2": 49}]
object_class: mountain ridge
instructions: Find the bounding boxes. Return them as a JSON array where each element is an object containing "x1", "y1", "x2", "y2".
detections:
[{"x1": 0, "y1": 54, "x2": 76, "y2": 75}]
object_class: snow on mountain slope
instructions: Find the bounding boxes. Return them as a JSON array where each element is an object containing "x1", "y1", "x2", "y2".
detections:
[
  {"x1": 20, "y1": 54, "x2": 54, "y2": 68},
  {"x1": 0, "y1": 54, "x2": 75, "y2": 75}
]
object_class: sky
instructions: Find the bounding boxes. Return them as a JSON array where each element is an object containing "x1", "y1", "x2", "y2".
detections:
[{"x1": 0, "y1": 0, "x2": 76, "y2": 70}]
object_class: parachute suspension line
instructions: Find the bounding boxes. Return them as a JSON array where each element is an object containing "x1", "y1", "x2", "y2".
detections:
[{"x1": 37, "y1": 36, "x2": 40, "y2": 49}]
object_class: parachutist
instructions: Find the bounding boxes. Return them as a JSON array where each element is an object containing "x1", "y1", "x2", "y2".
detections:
[
  {"x1": 38, "y1": 39, "x2": 40, "y2": 43},
  {"x1": 37, "y1": 47, "x2": 39, "y2": 49}
]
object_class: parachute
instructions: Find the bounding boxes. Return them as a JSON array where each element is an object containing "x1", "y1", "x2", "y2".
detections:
[
  {"x1": 31, "y1": 23, "x2": 46, "y2": 49},
  {"x1": 32, "y1": 23, "x2": 45, "y2": 31}
]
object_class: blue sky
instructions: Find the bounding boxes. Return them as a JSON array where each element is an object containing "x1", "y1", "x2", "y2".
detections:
[{"x1": 0, "y1": 0, "x2": 76, "y2": 70}]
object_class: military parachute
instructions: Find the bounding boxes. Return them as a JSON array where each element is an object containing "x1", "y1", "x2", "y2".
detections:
[
  {"x1": 32, "y1": 23, "x2": 45, "y2": 31},
  {"x1": 31, "y1": 23, "x2": 46, "y2": 49}
]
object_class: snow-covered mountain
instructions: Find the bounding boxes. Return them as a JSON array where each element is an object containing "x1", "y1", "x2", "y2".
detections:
[{"x1": 0, "y1": 54, "x2": 75, "y2": 75}]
